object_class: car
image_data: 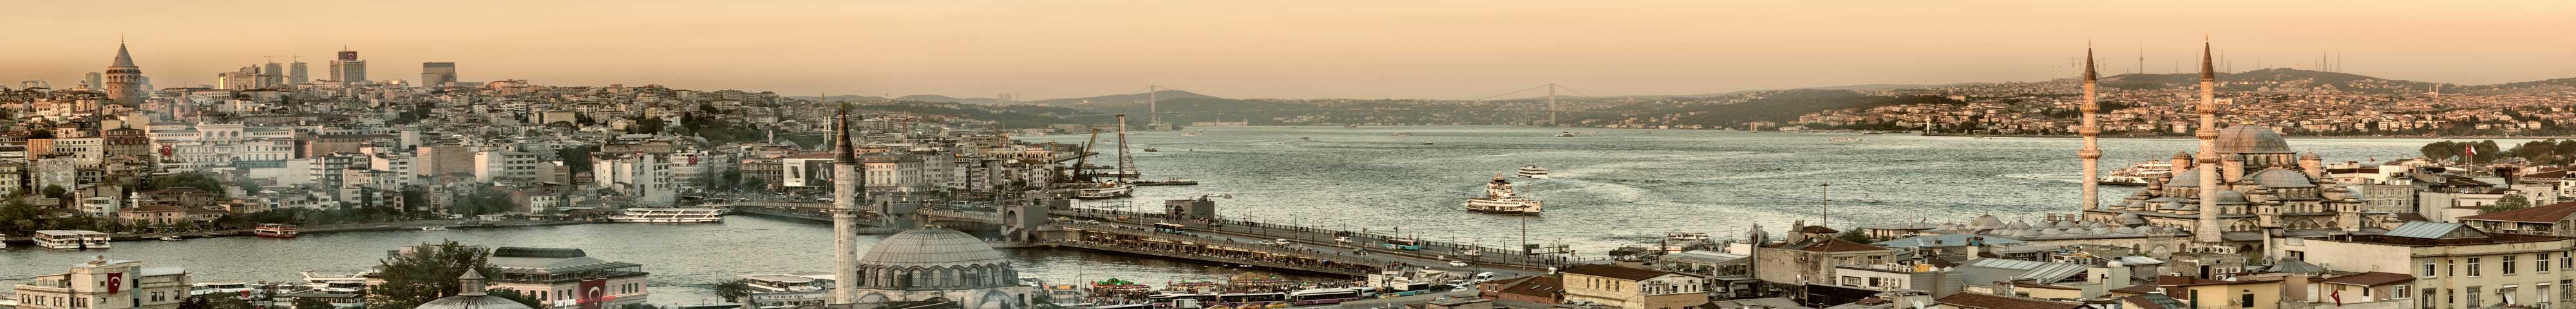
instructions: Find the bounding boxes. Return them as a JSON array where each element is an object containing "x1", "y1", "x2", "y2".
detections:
[
  {"x1": 1334, "y1": 236, "x2": 1352, "y2": 243},
  {"x1": 1448, "y1": 261, "x2": 1470, "y2": 267},
  {"x1": 1273, "y1": 239, "x2": 1293, "y2": 245}
]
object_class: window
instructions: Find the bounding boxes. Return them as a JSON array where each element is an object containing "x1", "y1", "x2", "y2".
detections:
[
  {"x1": 2426, "y1": 259, "x2": 2441, "y2": 278},
  {"x1": 2546, "y1": 253, "x2": 2556, "y2": 273},
  {"x1": 2508, "y1": 256, "x2": 2520, "y2": 275},
  {"x1": 2394, "y1": 285, "x2": 2412, "y2": 299},
  {"x1": 2239, "y1": 290, "x2": 2256, "y2": 308},
  {"x1": 2472, "y1": 258, "x2": 2484, "y2": 277}
]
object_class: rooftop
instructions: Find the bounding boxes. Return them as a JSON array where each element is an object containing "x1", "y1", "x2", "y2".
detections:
[{"x1": 2459, "y1": 201, "x2": 2576, "y2": 223}]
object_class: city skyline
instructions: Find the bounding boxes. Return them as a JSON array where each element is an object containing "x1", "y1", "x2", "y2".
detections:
[{"x1": 2, "y1": 0, "x2": 2571, "y2": 100}]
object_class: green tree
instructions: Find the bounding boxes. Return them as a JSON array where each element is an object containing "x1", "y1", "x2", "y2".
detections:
[
  {"x1": 558, "y1": 145, "x2": 600, "y2": 173},
  {"x1": 487, "y1": 288, "x2": 544, "y2": 308},
  {"x1": 2488, "y1": 194, "x2": 2535, "y2": 213},
  {"x1": 2421, "y1": 141, "x2": 2461, "y2": 162},
  {"x1": 1835, "y1": 229, "x2": 1873, "y2": 243},
  {"x1": 363, "y1": 241, "x2": 504, "y2": 309},
  {"x1": 146, "y1": 172, "x2": 229, "y2": 196},
  {"x1": 710, "y1": 279, "x2": 757, "y2": 303},
  {"x1": 292, "y1": 298, "x2": 335, "y2": 309},
  {"x1": 43, "y1": 185, "x2": 68, "y2": 199},
  {"x1": 2474, "y1": 140, "x2": 2504, "y2": 164}
]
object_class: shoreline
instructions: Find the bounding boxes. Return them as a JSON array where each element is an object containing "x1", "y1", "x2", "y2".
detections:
[
  {"x1": 3, "y1": 220, "x2": 599, "y2": 245},
  {"x1": 1918, "y1": 133, "x2": 2576, "y2": 140}
]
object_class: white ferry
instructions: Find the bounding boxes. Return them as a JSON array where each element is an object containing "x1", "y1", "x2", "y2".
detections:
[
  {"x1": 737, "y1": 273, "x2": 829, "y2": 293},
  {"x1": 1554, "y1": 132, "x2": 1577, "y2": 137},
  {"x1": 1464, "y1": 176, "x2": 1543, "y2": 215},
  {"x1": 299, "y1": 270, "x2": 375, "y2": 293},
  {"x1": 1514, "y1": 165, "x2": 1550, "y2": 179},
  {"x1": 34, "y1": 230, "x2": 111, "y2": 250},
  {"x1": 253, "y1": 224, "x2": 300, "y2": 238},
  {"x1": 190, "y1": 281, "x2": 257, "y2": 298},
  {"x1": 1074, "y1": 181, "x2": 1135, "y2": 200},
  {"x1": 1828, "y1": 137, "x2": 1862, "y2": 142},
  {"x1": 608, "y1": 208, "x2": 726, "y2": 223},
  {"x1": 2099, "y1": 160, "x2": 2174, "y2": 186},
  {"x1": 1180, "y1": 131, "x2": 1204, "y2": 137}
]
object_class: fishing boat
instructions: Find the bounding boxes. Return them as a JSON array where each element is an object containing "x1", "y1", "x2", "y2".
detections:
[
  {"x1": 253, "y1": 224, "x2": 301, "y2": 238},
  {"x1": 1828, "y1": 136, "x2": 1862, "y2": 142},
  {"x1": 1464, "y1": 176, "x2": 1542, "y2": 215},
  {"x1": 1553, "y1": 132, "x2": 1577, "y2": 137},
  {"x1": 607, "y1": 208, "x2": 726, "y2": 223},
  {"x1": 1421, "y1": 142, "x2": 1435, "y2": 145},
  {"x1": 159, "y1": 236, "x2": 182, "y2": 241},
  {"x1": 1514, "y1": 165, "x2": 1550, "y2": 179},
  {"x1": 1297, "y1": 137, "x2": 1311, "y2": 141}
]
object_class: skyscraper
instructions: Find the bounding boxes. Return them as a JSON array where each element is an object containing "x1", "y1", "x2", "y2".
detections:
[
  {"x1": 261, "y1": 62, "x2": 285, "y2": 88},
  {"x1": 83, "y1": 72, "x2": 102, "y2": 90},
  {"x1": 289, "y1": 62, "x2": 310, "y2": 85},
  {"x1": 421, "y1": 62, "x2": 458, "y2": 88},
  {"x1": 104, "y1": 42, "x2": 145, "y2": 107},
  {"x1": 329, "y1": 50, "x2": 367, "y2": 86}
]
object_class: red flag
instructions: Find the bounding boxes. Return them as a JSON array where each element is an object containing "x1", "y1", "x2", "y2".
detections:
[
  {"x1": 578, "y1": 279, "x2": 607, "y2": 309},
  {"x1": 106, "y1": 273, "x2": 124, "y2": 294},
  {"x1": 2331, "y1": 289, "x2": 2342, "y2": 306}
]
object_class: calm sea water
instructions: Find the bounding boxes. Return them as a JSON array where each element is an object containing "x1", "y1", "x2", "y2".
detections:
[{"x1": 0, "y1": 126, "x2": 2505, "y2": 304}]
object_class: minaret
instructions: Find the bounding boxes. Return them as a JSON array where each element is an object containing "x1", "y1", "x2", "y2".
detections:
[
  {"x1": 2078, "y1": 46, "x2": 2104, "y2": 211},
  {"x1": 828, "y1": 103, "x2": 863, "y2": 304},
  {"x1": 2192, "y1": 39, "x2": 2224, "y2": 245},
  {"x1": 104, "y1": 41, "x2": 144, "y2": 108}
]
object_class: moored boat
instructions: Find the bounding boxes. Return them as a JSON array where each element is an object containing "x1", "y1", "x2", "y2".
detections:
[
  {"x1": 607, "y1": 208, "x2": 726, "y2": 223},
  {"x1": 254, "y1": 224, "x2": 300, "y2": 238},
  {"x1": 1553, "y1": 132, "x2": 1577, "y2": 137},
  {"x1": 34, "y1": 230, "x2": 111, "y2": 249},
  {"x1": 1075, "y1": 181, "x2": 1136, "y2": 199},
  {"x1": 1514, "y1": 165, "x2": 1550, "y2": 179},
  {"x1": 1464, "y1": 176, "x2": 1543, "y2": 215}
]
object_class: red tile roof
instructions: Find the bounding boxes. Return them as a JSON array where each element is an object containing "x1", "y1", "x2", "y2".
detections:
[
  {"x1": 2460, "y1": 201, "x2": 2576, "y2": 223},
  {"x1": 1935, "y1": 293, "x2": 2083, "y2": 309}
]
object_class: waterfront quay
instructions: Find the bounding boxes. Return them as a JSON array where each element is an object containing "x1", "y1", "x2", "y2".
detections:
[{"x1": 731, "y1": 199, "x2": 1566, "y2": 278}]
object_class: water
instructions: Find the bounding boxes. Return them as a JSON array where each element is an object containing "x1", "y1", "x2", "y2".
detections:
[{"x1": 1, "y1": 126, "x2": 2499, "y2": 304}]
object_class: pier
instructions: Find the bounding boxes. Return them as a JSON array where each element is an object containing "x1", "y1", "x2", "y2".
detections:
[{"x1": 728, "y1": 199, "x2": 1565, "y2": 277}]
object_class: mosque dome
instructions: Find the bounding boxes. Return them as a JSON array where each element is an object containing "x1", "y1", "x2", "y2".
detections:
[
  {"x1": 2005, "y1": 220, "x2": 2032, "y2": 230},
  {"x1": 2168, "y1": 169, "x2": 2201, "y2": 187},
  {"x1": 2117, "y1": 212, "x2": 2147, "y2": 226},
  {"x1": 1968, "y1": 214, "x2": 2005, "y2": 230},
  {"x1": 2113, "y1": 225, "x2": 2139, "y2": 234},
  {"x1": 2051, "y1": 220, "x2": 2078, "y2": 229},
  {"x1": 860, "y1": 229, "x2": 1010, "y2": 268},
  {"x1": 2215, "y1": 126, "x2": 2293, "y2": 154},
  {"x1": 2255, "y1": 169, "x2": 2318, "y2": 188}
]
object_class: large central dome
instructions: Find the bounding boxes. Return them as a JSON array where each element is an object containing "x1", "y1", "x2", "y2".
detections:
[
  {"x1": 2213, "y1": 126, "x2": 2292, "y2": 154},
  {"x1": 860, "y1": 229, "x2": 1009, "y2": 268}
]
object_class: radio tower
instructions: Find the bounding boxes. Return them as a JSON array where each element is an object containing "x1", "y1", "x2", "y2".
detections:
[{"x1": 1114, "y1": 115, "x2": 1139, "y2": 181}]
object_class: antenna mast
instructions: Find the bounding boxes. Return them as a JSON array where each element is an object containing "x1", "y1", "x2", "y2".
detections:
[{"x1": 1115, "y1": 115, "x2": 1138, "y2": 180}]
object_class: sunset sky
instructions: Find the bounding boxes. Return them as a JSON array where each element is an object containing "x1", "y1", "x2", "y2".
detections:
[{"x1": 3, "y1": 0, "x2": 2570, "y2": 99}]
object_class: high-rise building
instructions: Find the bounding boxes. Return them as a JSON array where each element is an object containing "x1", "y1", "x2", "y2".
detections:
[
  {"x1": 289, "y1": 61, "x2": 309, "y2": 84},
  {"x1": 261, "y1": 62, "x2": 285, "y2": 88},
  {"x1": 104, "y1": 42, "x2": 145, "y2": 107},
  {"x1": 218, "y1": 66, "x2": 262, "y2": 90},
  {"x1": 421, "y1": 62, "x2": 457, "y2": 88},
  {"x1": 329, "y1": 50, "x2": 366, "y2": 86},
  {"x1": 83, "y1": 72, "x2": 102, "y2": 90}
]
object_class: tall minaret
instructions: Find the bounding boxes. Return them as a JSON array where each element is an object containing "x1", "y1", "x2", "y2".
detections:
[
  {"x1": 2078, "y1": 46, "x2": 2103, "y2": 211},
  {"x1": 104, "y1": 41, "x2": 144, "y2": 107},
  {"x1": 828, "y1": 103, "x2": 863, "y2": 304},
  {"x1": 2192, "y1": 39, "x2": 2224, "y2": 245}
]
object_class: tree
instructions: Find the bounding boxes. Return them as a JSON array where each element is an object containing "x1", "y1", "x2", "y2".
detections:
[
  {"x1": 146, "y1": 173, "x2": 229, "y2": 196},
  {"x1": 2488, "y1": 194, "x2": 2535, "y2": 213},
  {"x1": 558, "y1": 145, "x2": 600, "y2": 173},
  {"x1": 710, "y1": 279, "x2": 757, "y2": 303},
  {"x1": 487, "y1": 288, "x2": 544, "y2": 308},
  {"x1": 43, "y1": 185, "x2": 68, "y2": 199},
  {"x1": 292, "y1": 298, "x2": 335, "y2": 309},
  {"x1": 2421, "y1": 141, "x2": 2461, "y2": 162},
  {"x1": 1835, "y1": 229, "x2": 1873, "y2": 244},
  {"x1": 364, "y1": 241, "x2": 504, "y2": 309}
]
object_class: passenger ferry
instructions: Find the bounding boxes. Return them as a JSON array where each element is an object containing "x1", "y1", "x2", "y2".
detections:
[
  {"x1": 607, "y1": 208, "x2": 726, "y2": 223},
  {"x1": 1464, "y1": 176, "x2": 1543, "y2": 215},
  {"x1": 1074, "y1": 181, "x2": 1135, "y2": 200},
  {"x1": 1828, "y1": 136, "x2": 1862, "y2": 142},
  {"x1": 1554, "y1": 131, "x2": 1577, "y2": 137},
  {"x1": 190, "y1": 281, "x2": 258, "y2": 298},
  {"x1": 34, "y1": 230, "x2": 112, "y2": 249},
  {"x1": 254, "y1": 224, "x2": 300, "y2": 238},
  {"x1": 1514, "y1": 165, "x2": 1550, "y2": 179},
  {"x1": 1180, "y1": 131, "x2": 1204, "y2": 137},
  {"x1": 736, "y1": 273, "x2": 828, "y2": 293},
  {"x1": 300, "y1": 270, "x2": 375, "y2": 292},
  {"x1": 2099, "y1": 160, "x2": 2174, "y2": 186}
]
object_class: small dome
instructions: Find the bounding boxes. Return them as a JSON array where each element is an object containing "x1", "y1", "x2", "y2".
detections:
[
  {"x1": 2173, "y1": 151, "x2": 2193, "y2": 159},
  {"x1": 860, "y1": 229, "x2": 1010, "y2": 268},
  {"x1": 2168, "y1": 169, "x2": 2202, "y2": 187},
  {"x1": 1968, "y1": 215, "x2": 2004, "y2": 230},
  {"x1": 2114, "y1": 225, "x2": 2139, "y2": 234},
  {"x1": 416, "y1": 272, "x2": 533, "y2": 309},
  {"x1": 2255, "y1": 169, "x2": 2317, "y2": 188},
  {"x1": 2005, "y1": 220, "x2": 2032, "y2": 230},
  {"x1": 2214, "y1": 126, "x2": 2293, "y2": 154},
  {"x1": 2159, "y1": 201, "x2": 2186, "y2": 211},
  {"x1": 2213, "y1": 191, "x2": 2251, "y2": 205},
  {"x1": 2089, "y1": 226, "x2": 2112, "y2": 235},
  {"x1": 2117, "y1": 212, "x2": 2147, "y2": 225},
  {"x1": 2052, "y1": 220, "x2": 2078, "y2": 229}
]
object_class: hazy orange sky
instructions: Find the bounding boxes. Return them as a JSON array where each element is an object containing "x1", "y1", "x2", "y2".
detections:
[{"x1": 3, "y1": 0, "x2": 2570, "y2": 99}]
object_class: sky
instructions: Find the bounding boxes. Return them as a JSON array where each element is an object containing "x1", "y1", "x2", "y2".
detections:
[{"x1": 3, "y1": 0, "x2": 2571, "y2": 100}]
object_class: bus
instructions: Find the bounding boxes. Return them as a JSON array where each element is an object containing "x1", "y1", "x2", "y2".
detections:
[
  {"x1": 1383, "y1": 239, "x2": 1423, "y2": 250},
  {"x1": 1390, "y1": 283, "x2": 1435, "y2": 296},
  {"x1": 1153, "y1": 223, "x2": 1189, "y2": 234},
  {"x1": 1215, "y1": 293, "x2": 1287, "y2": 307},
  {"x1": 1289, "y1": 288, "x2": 1366, "y2": 305},
  {"x1": 1146, "y1": 294, "x2": 1217, "y2": 308}
]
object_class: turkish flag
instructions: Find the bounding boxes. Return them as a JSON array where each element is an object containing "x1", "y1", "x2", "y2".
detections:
[
  {"x1": 578, "y1": 279, "x2": 607, "y2": 309},
  {"x1": 106, "y1": 273, "x2": 124, "y2": 294}
]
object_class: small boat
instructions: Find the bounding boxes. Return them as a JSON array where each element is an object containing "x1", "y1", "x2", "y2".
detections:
[
  {"x1": 1553, "y1": 132, "x2": 1577, "y2": 137},
  {"x1": 1134, "y1": 178, "x2": 1200, "y2": 186},
  {"x1": 1298, "y1": 137, "x2": 1311, "y2": 141},
  {"x1": 1828, "y1": 137, "x2": 1862, "y2": 142},
  {"x1": 1464, "y1": 176, "x2": 1542, "y2": 215},
  {"x1": 158, "y1": 236, "x2": 182, "y2": 241},
  {"x1": 2098, "y1": 160, "x2": 2174, "y2": 186},
  {"x1": 1421, "y1": 142, "x2": 1435, "y2": 145},
  {"x1": 254, "y1": 224, "x2": 301, "y2": 238},
  {"x1": 1393, "y1": 132, "x2": 1414, "y2": 136},
  {"x1": 1514, "y1": 165, "x2": 1550, "y2": 179},
  {"x1": 607, "y1": 209, "x2": 726, "y2": 223},
  {"x1": 1862, "y1": 131, "x2": 1884, "y2": 135},
  {"x1": 420, "y1": 227, "x2": 450, "y2": 231},
  {"x1": 1180, "y1": 131, "x2": 1205, "y2": 137},
  {"x1": 1074, "y1": 181, "x2": 1136, "y2": 199},
  {"x1": 1143, "y1": 147, "x2": 1160, "y2": 152}
]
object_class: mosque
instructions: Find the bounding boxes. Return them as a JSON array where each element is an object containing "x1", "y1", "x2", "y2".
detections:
[
  {"x1": 1910, "y1": 41, "x2": 2408, "y2": 258},
  {"x1": 826, "y1": 106, "x2": 1034, "y2": 309}
]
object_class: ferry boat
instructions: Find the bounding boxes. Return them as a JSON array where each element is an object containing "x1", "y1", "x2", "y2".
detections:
[
  {"x1": 299, "y1": 270, "x2": 375, "y2": 293},
  {"x1": 1464, "y1": 176, "x2": 1543, "y2": 215},
  {"x1": 190, "y1": 281, "x2": 257, "y2": 298},
  {"x1": 420, "y1": 226, "x2": 450, "y2": 231},
  {"x1": 1514, "y1": 165, "x2": 1550, "y2": 179},
  {"x1": 1828, "y1": 137, "x2": 1862, "y2": 142},
  {"x1": 736, "y1": 273, "x2": 828, "y2": 293},
  {"x1": 1656, "y1": 232, "x2": 1713, "y2": 253},
  {"x1": 2098, "y1": 160, "x2": 2175, "y2": 186},
  {"x1": 254, "y1": 224, "x2": 301, "y2": 238},
  {"x1": 1074, "y1": 181, "x2": 1135, "y2": 200},
  {"x1": 608, "y1": 208, "x2": 726, "y2": 223},
  {"x1": 1553, "y1": 131, "x2": 1577, "y2": 137},
  {"x1": 33, "y1": 230, "x2": 111, "y2": 249},
  {"x1": 1142, "y1": 147, "x2": 1160, "y2": 152},
  {"x1": 1180, "y1": 131, "x2": 1204, "y2": 137}
]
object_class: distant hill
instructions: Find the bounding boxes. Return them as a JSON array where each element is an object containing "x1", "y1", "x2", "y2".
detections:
[
  {"x1": 2456, "y1": 77, "x2": 2576, "y2": 93},
  {"x1": 2098, "y1": 68, "x2": 2444, "y2": 94},
  {"x1": 785, "y1": 95, "x2": 888, "y2": 102},
  {"x1": 1656, "y1": 89, "x2": 1966, "y2": 127},
  {"x1": 1030, "y1": 90, "x2": 1218, "y2": 107}
]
